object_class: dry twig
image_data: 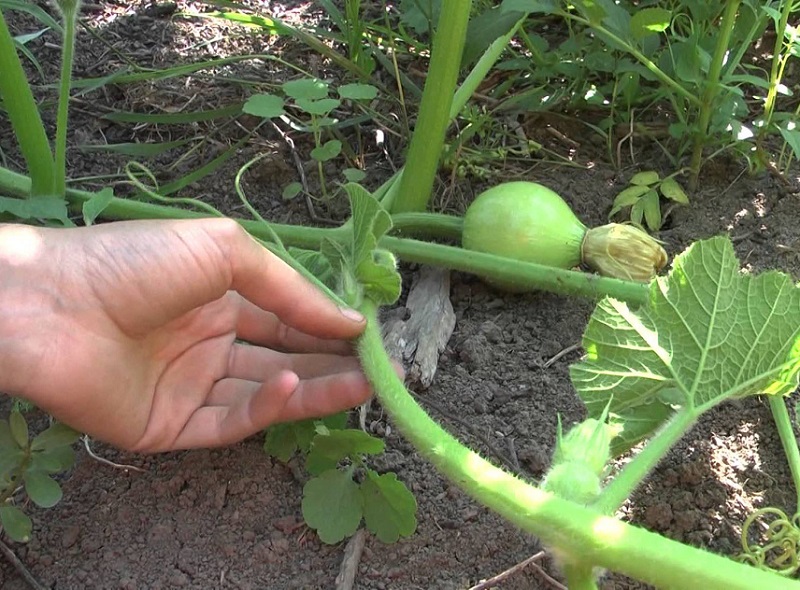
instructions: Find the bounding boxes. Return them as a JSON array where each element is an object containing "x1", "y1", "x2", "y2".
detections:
[
  {"x1": 468, "y1": 550, "x2": 566, "y2": 590},
  {"x1": 82, "y1": 436, "x2": 146, "y2": 473},
  {"x1": 335, "y1": 528, "x2": 367, "y2": 590},
  {"x1": 544, "y1": 343, "x2": 582, "y2": 369},
  {"x1": 0, "y1": 538, "x2": 49, "y2": 590}
]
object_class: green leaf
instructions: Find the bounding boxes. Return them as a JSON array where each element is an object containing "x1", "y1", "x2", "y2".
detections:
[
  {"x1": 289, "y1": 247, "x2": 336, "y2": 288},
  {"x1": 295, "y1": 98, "x2": 340, "y2": 116},
  {"x1": 23, "y1": 471, "x2": 62, "y2": 508},
  {"x1": 629, "y1": 170, "x2": 660, "y2": 186},
  {"x1": 82, "y1": 187, "x2": 114, "y2": 226},
  {"x1": 310, "y1": 139, "x2": 342, "y2": 162},
  {"x1": 337, "y1": 83, "x2": 378, "y2": 101},
  {"x1": 357, "y1": 250, "x2": 402, "y2": 305},
  {"x1": 571, "y1": 237, "x2": 800, "y2": 454},
  {"x1": 343, "y1": 168, "x2": 366, "y2": 183},
  {"x1": 302, "y1": 469, "x2": 363, "y2": 544},
  {"x1": 0, "y1": 505, "x2": 32, "y2": 543},
  {"x1": 778, "y1": 124, "x2": 800, "y2": 162},
  {"x1": 659, "y1": 178, "x2": 689, "y2": 204},
  {"x1": 609, "y1": 184, "x2": 651, "y2": 218},
  {"x1": 243, "y1": 93, "x2": 285, "y2": 119},
  {"x1": 282, "y1": 181, "x2": 303, "y2": 201},
  {"x1": 306, "y1": 429, "x2": 385, "y2": 475},
  {"x1": 263, "y1": 419, "x2": 319, "y2": 462},
  {"x1": 0, "y1": 447, "x2": 24, "y2": 478},
  {"x1": 360, "y1": 471, "x2": 417, "y2": 543},
  {"x1": 630, "y1": 199, "x2": 644, "y2": 227},
  {"x1": 641, "y1": 189, "x2": 662, "y2": 231},
  {"x1": 629, "y1": 8, "x2": 671, "y2": 39},
  {"x1": 282, "y1": 78, "x2": 329, "y2": 100},
  {"x1": 31, "y1": 423, "x2": 80, "y2": 451},
  {"x1": 263, "y1": 425, "x2": 299, "y2": 462},
  {"x1": 9, "y1": 411, "x2": 28, "y2": 448},
  {"x1": 349, "y1": 191, "x2": 401, "y2": 305},
  {"x1": 500, "y1": 0, "x2": 557, "y2": 14},
  {"x1": 32, "y1": 445, "x2": 75, "y2": 473},
  {"x1": 0, "y1": 196, "x2": 70, "y2": 224},
  {"x1": 0, "y1": 420, "x2": 16, "y2": 450},
  {"x1": 321, "y1": 412, "x2": 349, "y2": 431},
  {"x1": 320, "y1": 186, "x2": 401, "y2": 306}
]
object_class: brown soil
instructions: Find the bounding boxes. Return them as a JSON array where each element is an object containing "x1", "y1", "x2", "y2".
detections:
[{"x1": 2, "y1": 2, "x2": 800, "y2": 589}]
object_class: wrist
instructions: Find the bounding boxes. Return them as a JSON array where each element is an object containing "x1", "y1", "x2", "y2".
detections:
[{"x1": 0, "y1": 224, "x2": 55, "y2": 398}]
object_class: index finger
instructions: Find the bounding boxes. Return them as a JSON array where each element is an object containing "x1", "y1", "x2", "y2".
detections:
[{"x1": 219, "y1": 221, "x2": 366, "y2": 341}]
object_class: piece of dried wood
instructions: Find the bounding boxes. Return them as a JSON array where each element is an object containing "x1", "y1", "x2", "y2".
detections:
[
  {"x1": 382, "y1": 266, "x2": 456, "y2": 389},
  {"x1": 335, "y1": 528, "x2": 366, "y2": 590}
]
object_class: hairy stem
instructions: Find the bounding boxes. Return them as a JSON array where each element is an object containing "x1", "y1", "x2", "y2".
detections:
[
  {"x1": 592, "y1": 409, "x2": 697, "y2": 515},
  {"x1": 355, "y1": 299, "x2": 799, "y2": 590},
  {"x1": 689, "y1": 0, "x2": 742, "y2": 187},
  {"x1": 562, "y1": 563, "x2": 598, "y2": 590},
  {"x1": 0, "y1": 168, "x2": 650, "y2": 304},
  {"x1": 54, "y1": 3, "x2": 78, "y2": 197},
  {"x1": 768, "y1": 395, "x2": 800, "y2": 511},
  {"x1": 762, "y1": 0, "x2": 795, "y2": 129},
  {"x1": 392, "y1": 0, "x2": 471, "y2": 213}
]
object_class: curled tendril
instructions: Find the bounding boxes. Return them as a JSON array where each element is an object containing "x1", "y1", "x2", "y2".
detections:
[
  {"x1": 124, "y1": 161, "x2": 225, "y2": 217},
  {"x1": 738, "y1": 507, "x2": 800, "y2": 576}
]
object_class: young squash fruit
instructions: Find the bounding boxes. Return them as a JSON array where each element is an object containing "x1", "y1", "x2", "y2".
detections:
[{"x1": 462, "y1": 181, "x2": 668, "y2": 285}]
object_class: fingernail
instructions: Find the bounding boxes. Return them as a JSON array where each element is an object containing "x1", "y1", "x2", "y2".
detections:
[{"x1": 340, "y1": 306, "x2": 364, "y2": 322}]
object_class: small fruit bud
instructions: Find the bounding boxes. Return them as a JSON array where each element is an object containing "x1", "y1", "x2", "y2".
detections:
[
  {"x1": 541, "y1": 417, "x2": 615, "y2": 505},
  {"x1": 582, "y1": 223, "x2": 668, "y2": 282},
  {"x1": 553, "y1": 418, "x2": 614, "y2": 476}
]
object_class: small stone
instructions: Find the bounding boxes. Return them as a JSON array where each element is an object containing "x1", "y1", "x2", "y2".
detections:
[
  {"x1": 168, "y1": 569, "x2": 189, "y2": 587},
  {"x1": 272, "y1": 515, "x2": 297, "y2": 534},
  {"x1": 61, "y1": 525, "x2": 80, "y2": 549}
]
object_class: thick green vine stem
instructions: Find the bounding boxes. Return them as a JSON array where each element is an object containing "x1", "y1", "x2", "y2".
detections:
[
  {"x1": 355, "y1": 298, "x2": 800, "y2": 590},
  {"x1": 768, "y1": 395, "x2": 800, "y2": 511},
  {"x1": 0, "y1": 169, "x2": 651, "y2": 305}
]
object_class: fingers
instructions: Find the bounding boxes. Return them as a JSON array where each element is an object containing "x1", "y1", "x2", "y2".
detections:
[
  {"x1": 215, "y1": 220, "x2": 365, "y2": 341},
  {"x1": 228, "y1": 343, "x2": 362, "y2": 381},
  {"x1": 235, "y1": 298, "x2": 354, "y2": 355},
  {"x1": 170, "y1": 369, "x2": 374, "y2": 450}
]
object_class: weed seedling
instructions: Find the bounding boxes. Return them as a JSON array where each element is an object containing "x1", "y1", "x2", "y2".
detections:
[
  {"x1": 609, "y1": 170, "x2": 689, "y2": 231},
  {"x1": 264, "y1": 412, "x2": 417, "y2": 544},
  {"x1": 243, "y1": 78, "x2": 378, "y2": 200},
  {"x1": 0, "y1": 410, "x2": 80, "y2": 542}
]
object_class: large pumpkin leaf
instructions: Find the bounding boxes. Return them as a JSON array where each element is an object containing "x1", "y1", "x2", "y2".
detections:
[{"x1": 571, "y1": 236, "x2": 800, "y2": 454}]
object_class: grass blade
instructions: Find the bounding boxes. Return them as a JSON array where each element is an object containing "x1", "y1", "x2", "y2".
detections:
[
  {"x1": 66, "y1": 55, "x2": 286, "y2": 90},
  {"x1": 0, "y1": 9, "x2": 54, "y2": 196},
  {"x1": 103, "y1": 103, "x2": 243, "y2": 124},
  {"x1": 159, "y1": 134, "x2": 250, "y2": 195},
  {"x1": 0, "y1": 0, "x2": 62, "y2": 32},
  {"x1": 78, "y1": 138, "x2": 195, "y2": 157}
]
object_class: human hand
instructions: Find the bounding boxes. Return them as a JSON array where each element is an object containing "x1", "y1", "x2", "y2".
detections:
[{"x1": 0, "y1": 219, "x2": 378, "y2": 452}]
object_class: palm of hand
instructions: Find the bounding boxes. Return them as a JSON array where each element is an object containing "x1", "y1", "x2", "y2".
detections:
[{"x1": 17, "y1": 220, "x2": 371, "y2": 452}]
